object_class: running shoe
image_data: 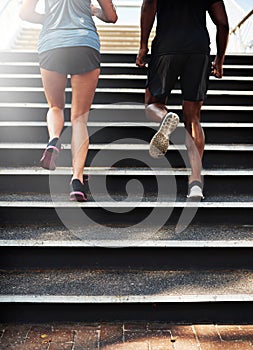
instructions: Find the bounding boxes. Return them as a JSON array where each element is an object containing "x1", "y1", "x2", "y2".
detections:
[
  {"x1": 187, "y1": 180, "x2": 204, "y2": 201},
  {"x1": 40, "y1": 140, "x2": 61, "y2": 171},
  {"x1": 149, "y1": 112, "x2": 179, "y2": 158},
  {"x1": 70, "y1": 176, "x2": 89, "y2": 202}
]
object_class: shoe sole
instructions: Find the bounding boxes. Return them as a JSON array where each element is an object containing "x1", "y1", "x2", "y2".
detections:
[
  {"x1": 40, "y1": 147, "x2": 59, "y2": 170},
  {"x1": 149, "y1": 113, "x2": 179, "y2": 158},
  {"x1": 186, "y1": 195, "x2": 204, "y2": 202},
  {"x1": 187, "y1": 185, "x2": 204, "y2": 201},
  {"x1": 70, "y1": 191, "x2": 87, "y2": 202}
]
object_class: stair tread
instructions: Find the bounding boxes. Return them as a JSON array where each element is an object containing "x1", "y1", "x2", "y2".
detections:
[
  {"x1": 0, "y1": 102, "x2": 252, "y2": 110},
  {"x1": 1, "y1": 87, "x2": 252, "y2": 95},
  {"x1": 0, "y1": 223, "x2": 252, "y2": 245},
  {"x1": 0, "y1": 166, "x2": 252, "y2": 176},
  {"x1": 0, "y1": 269, "x2": 252, "y2": 300},
  {"x1": 0, "y1": 142, "x2": 252, "y2": 151},
  {"x1": 0, "y1": 121, "x2": 253, "y2": 129},
  {"x1": 0, "y1": 102, "x2": 252, "y2": 111},
  {"x1": 0, "y1": 73, "x2": 252, "y2": 81},
  {"x1": 1, "y1": 60, "x2": 253, "y2": 69},
  {"x1": 0, "y1": 193, "x2": 252, "y2": 205}
]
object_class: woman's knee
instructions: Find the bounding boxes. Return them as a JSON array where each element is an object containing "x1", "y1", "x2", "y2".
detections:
[
  {"x1": 48, "y1": 105, "x2": 65, "y2": 115},
  {"x1": 71, "y1": 112, "x2": 89, "y2": 124}
]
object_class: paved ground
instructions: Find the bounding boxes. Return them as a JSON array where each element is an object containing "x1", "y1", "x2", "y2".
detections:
[{"x1": 0, "y1": 323, "x2": 252, "y2": 349}]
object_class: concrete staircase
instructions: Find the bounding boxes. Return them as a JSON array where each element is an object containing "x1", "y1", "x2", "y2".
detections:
[
  {"x1": 13, "y1": 26, "x2": 155, "y2": 52},
  {"x1": 0, "y1": 50, "x2": 253, "y2": 323}
]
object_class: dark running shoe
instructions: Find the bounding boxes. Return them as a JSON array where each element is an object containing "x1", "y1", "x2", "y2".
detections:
[
  {"x1": 40, "y1": 139, "x2": 61, "y2": 170},
  {"x1": 149, "y1": 112, "x2": 179, "y2": 158},
  {"x1": 70, "y1": 176, "x2": 89, "y2": 202}
]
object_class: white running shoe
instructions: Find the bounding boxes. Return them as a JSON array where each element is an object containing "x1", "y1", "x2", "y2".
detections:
[
  {"x1": 149, "y1": 112, "x2": 179, "y2": 158},
  {"x1": 187, "y1": 181, "x2": 204, "y2": 201}
]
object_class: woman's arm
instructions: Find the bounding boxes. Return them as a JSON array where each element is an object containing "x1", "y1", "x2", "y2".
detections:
[
  {"x1": 91, "y1": 0, "x2": 118, "y2": 23},
  {"x1": 19, "y1": 0, "x2": 44, "y2": 24}
]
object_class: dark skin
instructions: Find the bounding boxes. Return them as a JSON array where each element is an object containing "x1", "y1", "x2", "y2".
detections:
[{"x1": 136, "y1": 0, "x2": 229, "y2": 185}]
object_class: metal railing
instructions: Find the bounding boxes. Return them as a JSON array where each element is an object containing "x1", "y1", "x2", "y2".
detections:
[
  {"x1": 230, "y1": 9, "x2": 253, "y2": 34},
  {"x1": 229, "y1": 8, "x2": 253, "y2": 52}
]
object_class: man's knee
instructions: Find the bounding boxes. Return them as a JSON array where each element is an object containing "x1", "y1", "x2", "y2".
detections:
[
  {"x1": 145, "y1": 102, "x2": 167, "y2": 117},
  {"x1": 145, "y1": 103, "x2": 154, "y2": 116},
  {"x1": 183, "y1": 101, "x2": 202, "y2": 123}
]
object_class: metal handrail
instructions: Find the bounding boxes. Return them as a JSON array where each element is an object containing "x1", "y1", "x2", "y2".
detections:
[{"x1": 230, "y1": 9, "x2": 253, "y2": 35}]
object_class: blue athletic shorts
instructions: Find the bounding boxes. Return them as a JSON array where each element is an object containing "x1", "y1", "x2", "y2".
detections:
[{"x1": 147, "y1": 53, "x2": 212, "y2": 101}]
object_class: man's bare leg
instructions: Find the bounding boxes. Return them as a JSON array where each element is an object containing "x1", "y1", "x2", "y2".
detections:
[
  {"x1": 183, "y1": 100, "x2": 205, "y2": 187},
  {"x1": 145, "y1": 88, "x2": 179, "y2": 158}
]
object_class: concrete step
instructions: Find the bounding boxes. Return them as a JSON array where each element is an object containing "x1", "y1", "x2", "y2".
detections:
[
  {"x1": 1, "y1": 268, "x2": 252, "y2": 297},
  {"x1": 0, "y1": 121, "x2": 252, "y2": 144},
  {"x1": 0, "y1": 48, "x2": 251, "y2": 326},
  {"x1": 0, "y1": 87, "x2": 252, "y2": 105},
  {"x1": 0, "y1": 73, "x2": 252, "y2": 90},
  {"x1": 0, "y1": 103, "x2": 252, "y2": 122},
  {"x1": 13, "y1": 43, "x2": 146, "y2": 52},
  {"x1": 0, "y1": 268, "x2": 252, "y2": 323},
  {"x1": 0, "y1": 193, "x2": 252, "y2": 226},
  {"x1": 1, "y1": 51, "x2": 252, "y2": 65},
  {"x1": 0, "y1": 61, "x2": 252, "y2": 76},
  {"x1": 1, "y1": 222, "x2": 253, "y2": 246},
  {"x1": 1, "y1": 192, "x2": 252, "y2": 204},
  {"x1": 0, "y1": 51, "x2": 135, "y2": 63},
  {"x1": 0, "y1": 142, "x2": 252, "y2": 168},
  {"x1": 14, "y1": 26, "x2": 155, "y2": 52},
  {"x1": 0, "y1": 167, "x2": 252, "y2": 196}
]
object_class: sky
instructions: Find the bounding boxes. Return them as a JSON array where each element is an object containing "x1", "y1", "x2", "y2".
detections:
[{"x1": 236, "y1": 0, "x2": 253, "y2": 12}]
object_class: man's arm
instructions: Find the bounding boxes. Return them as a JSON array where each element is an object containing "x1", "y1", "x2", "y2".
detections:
[
  {"x1": 19, "y1": 0, "x2": 44, "y2": 24},
  {"x1": 208, "y1": 1, "x2": 229, "y2": 78},
  {"x1": 136, "y1": 0, "x2": 157, "y2": 67}
]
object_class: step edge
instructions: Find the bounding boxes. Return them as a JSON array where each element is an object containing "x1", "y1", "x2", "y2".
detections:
[
  {"x1": 0, "y1": 294, "x2": 252, "y2": 303},
  {"x1": 0, "y1": 201, "x2": 252, "y2": 208},
  {"x1": 0, "y1": 167, "x2": 252, "y2": 176},
  {"x1": 0, "y1": 240, "x2": 252, "y2": 248}
]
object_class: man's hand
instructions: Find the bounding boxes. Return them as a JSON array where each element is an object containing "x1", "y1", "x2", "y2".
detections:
[
  {"x1": 211, "y1": 57, "x2": 224, "y2": 79},
  {"x1": 136, "y1": 48, "x2": 149, "y2": 67}
]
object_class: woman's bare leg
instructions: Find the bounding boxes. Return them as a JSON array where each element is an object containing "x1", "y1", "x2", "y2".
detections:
[
  {"x1": 40, "y1": 68, "x2": 66, "y2": 141},
  {"x1": 70, "y1": 68, "x2": 100, "y2": 183}
]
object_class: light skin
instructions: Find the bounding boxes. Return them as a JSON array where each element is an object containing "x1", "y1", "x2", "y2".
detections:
[
  {"x1": 136, "y1": 0, "x2": 229, "y2": 185},
  {"x1": 19, "y1": 0, "x2": 117, "y2": 183}
]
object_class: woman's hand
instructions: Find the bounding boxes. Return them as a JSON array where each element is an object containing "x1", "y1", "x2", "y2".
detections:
[
  {"x1": 90, "y1": 4, "x2": 98, "y2": 16},
  {"x1": 96, "y1": 0, "x2": 118, "y2": 23}
]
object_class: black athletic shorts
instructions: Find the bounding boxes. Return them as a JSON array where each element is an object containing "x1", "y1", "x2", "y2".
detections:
[
  {"x1": 147, "y1": 53, "x2": 212, "y2": 101},
  {"x1": 39, "y1": 46, "x2": 100, "y2": 75}
]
